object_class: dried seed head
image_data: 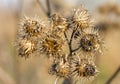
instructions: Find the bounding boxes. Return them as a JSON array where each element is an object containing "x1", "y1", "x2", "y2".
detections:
[
  {"x1": 51, "y1": 13, "x2": 67, "y2": 33},
  {"x1": 48, "y1": 63, "x2": 58, "y2": 75},
  {"x1": 38, "y1": 34, "x2": 64, "y2": 57},
  {"x1": 71, "y1": 57, "x2": 98, "y2": 80},
  {"x1": 19, "y1": 17, "x2": 45, "y2": 37},
  {"x1": 17, "y1": 39, "x2": 36, "y2": 58},
  {"x1": 73, "y1": 9, "x2": 89, "y2": 28},
  {"x1": 72, "y1": 8, "x2": 94, "y2": 29},
  {"x1": 80, "y1": 34, "x2": 100, "y2": 52},
  {"x1": 49, "y1": 58, "x2": 70, "y2": 78},
  {"x1": 84, "y1": 64, "x2": 96, "y2": 76}
]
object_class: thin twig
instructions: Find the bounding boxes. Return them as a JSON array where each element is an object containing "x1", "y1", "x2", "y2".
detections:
[
  {"x1": 0, "y1": 67, "x2": 15, "y2": 84},
  {"x1": 63, "y1": 30, "x2": 76, "y2": 84},
  {"x1": 72, "y1": 45, "x2": 81, "y2": 52},
  {"x1": 69, "y1": 29, "x2": 76, "y2": 46},
  {"x1": 69, "y1": 29, "x2": 76, "y2": 56},
  {"x1": 106, "y1": 66, "x2": 120, "y2": 84},
  {"x1": 46, "y1": 0, "x2": 51, "y2": 17},
  {"x1": 62, "y1": 78, "x2": 73, "y2": 84},
  {"x1": 64, "y1": 32, "x2": 69, "y2": 45},
  {"x1": 64, "y1": 29, "x2": 77, "y2": 56},
  {"x1": 54, "y1": 77, "x2": 59, "y2": 84},
  {"x1": 64, "y1": 32, "x2": 71, "y2": 55}
]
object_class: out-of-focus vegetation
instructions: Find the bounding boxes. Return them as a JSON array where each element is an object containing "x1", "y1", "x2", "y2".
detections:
[{"x1": 0, "y1": 0, "x2": 120, "y2": 84}]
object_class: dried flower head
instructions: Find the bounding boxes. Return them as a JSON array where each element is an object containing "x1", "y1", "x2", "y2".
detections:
[
  {"x1": 80, "y1": 34, "x2": 100, "y2": 52},
  {"x1": 49, "y1": 58, "x2": 70, "y2": 78},
  {"x1": 19, "y1": 17, "x2": 46, "y2": 37},
  {"x1": 51, "y1": 13, "x2": 67, "y2": 33},
  {"x1": 76, "y1": 28, "x2": 103, "y2": 57},
  {"x1": 17, "y1": 39, "x2": 36, "y2": 58},
  {"x1": 71, "y1": 56, "x2": 98, "y2": 82},
  {"x1": 73, "y1": 9, "x2": 89, "y2": 28},
  {"x1": 38, "y1": 34, "x2": 64, "y2": 58},
  {"x1": 70, "y1": 8, "x2": 94, "y2": 30}
]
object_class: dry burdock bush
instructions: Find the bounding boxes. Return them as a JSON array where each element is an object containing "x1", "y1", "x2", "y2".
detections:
[
  {"x1": 16, "y1": 6, "x2": 104, "y2": 84},
  {"x1": 95, "y1": 2, "x2": 120, "y2": 32}
]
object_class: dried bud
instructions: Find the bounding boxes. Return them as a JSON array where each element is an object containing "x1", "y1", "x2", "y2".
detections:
[
  {"x1": 74, "y1": 9, "x2": 89, "y2": 28},
  {"x1": 51, "y1": 13, "x2": 67, "y2": 33},
  {"x1": 80, "y1": 34, "x2": 100, "y2": 52},
  {"x1": 71, "y1": 8, "x2": 94, "y2": 30},
  {"x1": 19, "y1": 17, "x2": 46, "y2": 37},
  {"x1": 38, "y1": 34, "x2": 64, "y2": 58},
  {"x1": 71, "y1": 57, "x2": 98, "y2": 81},
  {"x1": 49, "y1": 58, "x2": 70, "y2": 78},
  {"x1": 17, "y1": 39, "x2": 36, "y2": 58}
]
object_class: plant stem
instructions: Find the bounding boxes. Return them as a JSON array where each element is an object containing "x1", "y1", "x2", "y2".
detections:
[
  {"x1": 64, "y1": 32, "x2": 69, "y2": 46},
  {"x1": 64, "y1": 32, "x2": 71, "y2": 56},
  {"x1": 69, "y1": 29, "x2": 76, "y2": 56},
  {"x1": 54, "y1": 77, "x2": 59, "y2": 84},
  {"x1": 63, "y1": 30, "x2": 76, "y2": 84},
  {"x1": 62, "y1": 78, "x2": 73, "y2": 84},
  {"x1": 69, "y1": 29, "x2": 76, "y2": 46},
  {"x1": 72, "y1": 45, "x2": 81, "y2": 52},
  {"x1": 106, "y1": 66, "x2": 120, "y2": 84},
  {"x1": 37, "y1": 0, "x2": 51, "y2": 17},
  {"x1": 46, "y1": 0, "x2": 51, "y2": 17}
]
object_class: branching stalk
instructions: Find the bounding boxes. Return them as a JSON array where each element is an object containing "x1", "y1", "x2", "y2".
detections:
[
  {"x1": 69, "y1": 29, "x2": 76, "y2": 56},
  {"x1": 72, "y1": 45, "x2": 81, "y2": 52}
]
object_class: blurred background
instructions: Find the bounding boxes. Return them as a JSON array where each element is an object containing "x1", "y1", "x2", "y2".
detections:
[{"x1": 0, "y1": 0, "x2": 120, "y2": 84}]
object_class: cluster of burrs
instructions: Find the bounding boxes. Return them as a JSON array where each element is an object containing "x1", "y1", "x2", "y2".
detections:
[{"x1": 16, "y1": 7, "x2": 104, "y2": 84}]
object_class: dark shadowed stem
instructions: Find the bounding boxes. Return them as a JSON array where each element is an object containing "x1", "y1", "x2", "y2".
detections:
[
  {"x1": 64, "y1": 32, "x2": 71, "y2": 56},
  {"x1": 63, "y1": 30, "x2": 77, "y2": 84},
  {"x1": 69, "y1": 29, "x2": 76, "y2": 46},
  {"x1": 62, "y1": 78, "x2": 73, "y2": 84},
  {"x1": 46, "y1": 0, "x2": 51, "y2": 17},
  {"x1": 37, "y1": 0, "x2": 51, "y2": 18},
  {"x1": 64, "y1": 29, "x2": 76, "y2": 56},
  {"x1": 64, "y1": 32, "x2": 69, "y2": 46},
  {"x1": 69, "y1": 29, "x2": 76, "y2": 56},
  {"x1": 72, "y1": 45, "x2": 81, "y2": 52},
  {"x1": 106, "y1": 66, "x2": 120, "y2": 84}
]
